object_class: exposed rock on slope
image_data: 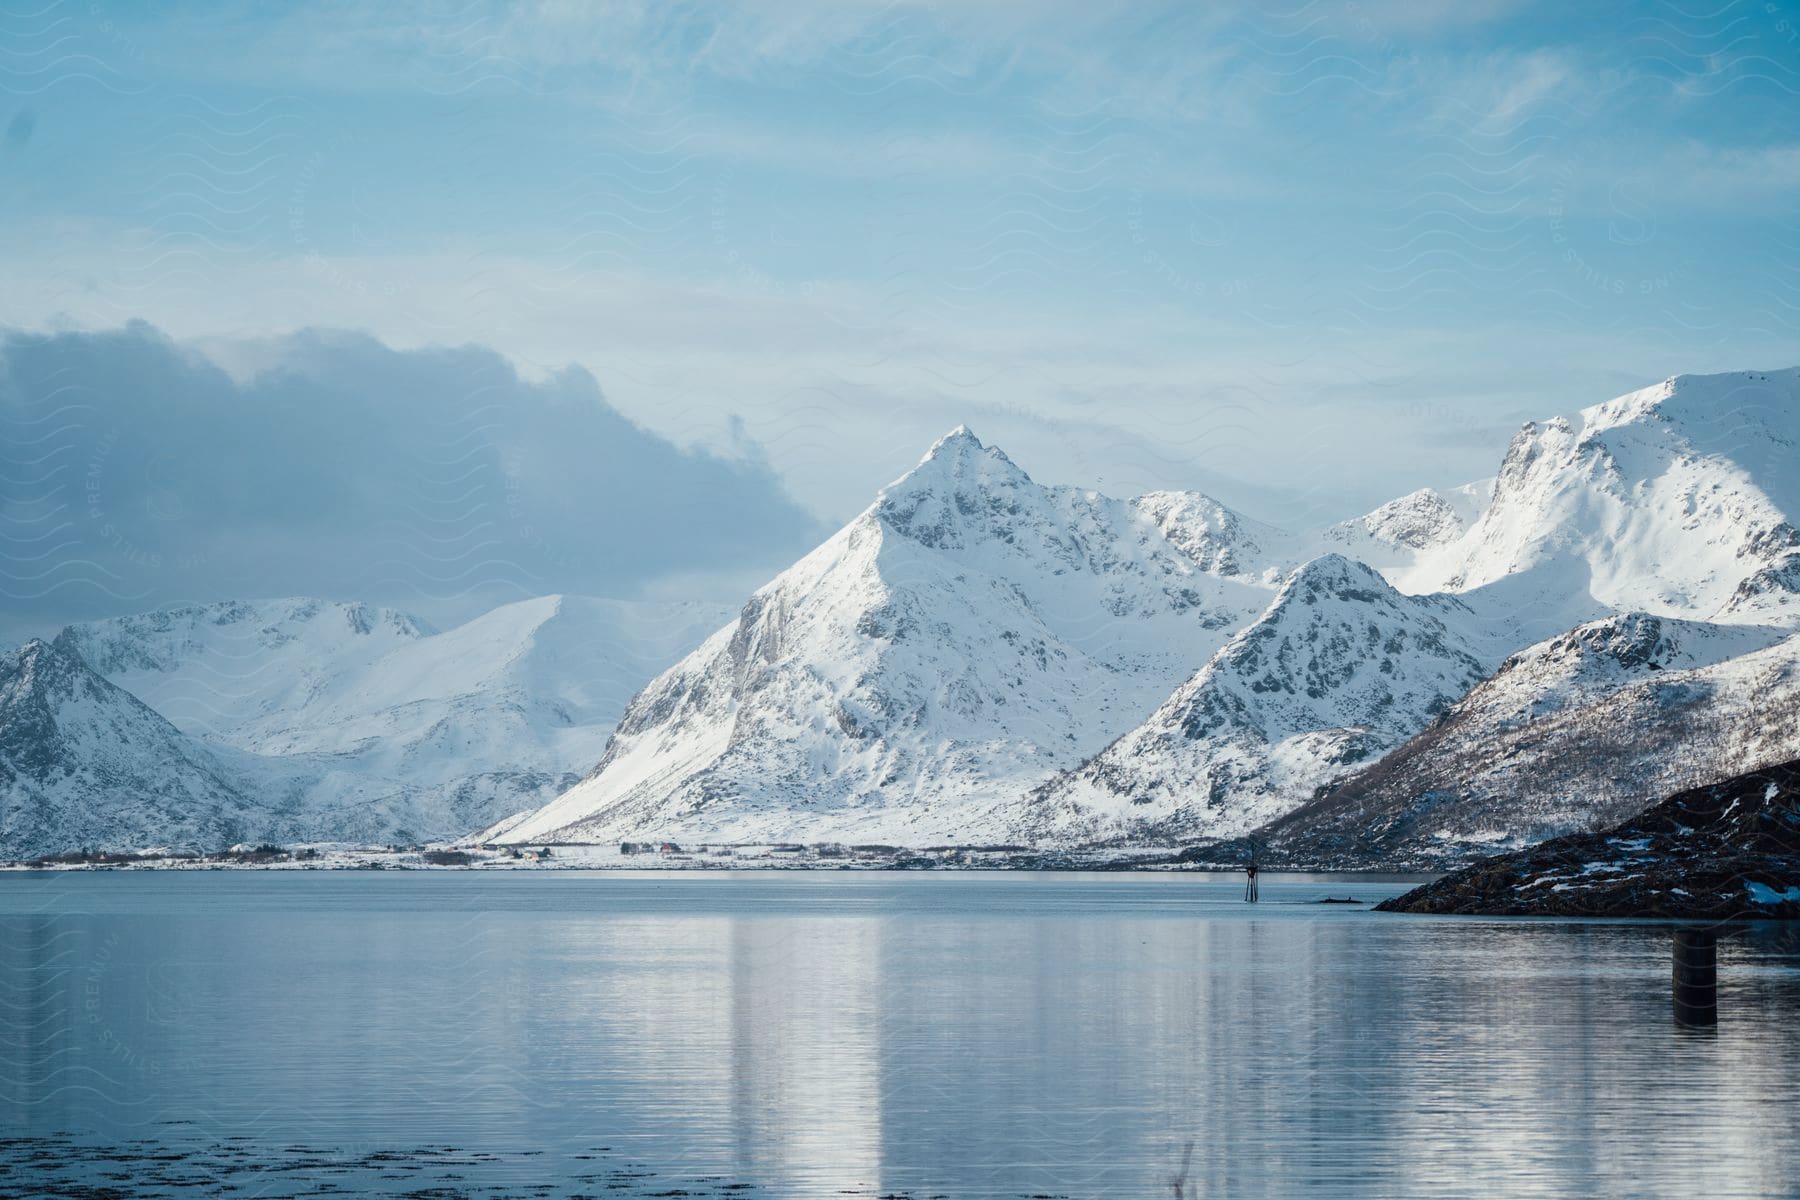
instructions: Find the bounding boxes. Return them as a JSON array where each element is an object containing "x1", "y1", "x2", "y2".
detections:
[
  {"x1": 1376, "y1": 759, "x2": 1800, "y2": 918},
  {"x1": 1043, "y1": 369, "x2": 1800, "y2": 857},
  {"x1": 1133, "y1": 491, "x2": 1299, "y2": 583},
  {"x1": 20, "y1": 370, "x2": 1800, "y2": 861}
]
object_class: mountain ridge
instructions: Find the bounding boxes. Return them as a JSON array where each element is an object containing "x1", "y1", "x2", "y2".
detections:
[{"x1": 7, "y1": 367, "x2": 1800, "y2": 861}]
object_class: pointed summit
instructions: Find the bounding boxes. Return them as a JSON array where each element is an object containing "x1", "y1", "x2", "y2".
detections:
[
  {"x1": 930, "y1": 423, "x2": 979, "y2": 452},
  {"x1": 1278, "y1": 552, "x2": 1392, "y2": 601},
  {"x1": 872, "y1": 427, "x2": 1039, "y2": 550},
  {"x1": 906, "y1": 424, "x2": 1018, "y2": 475}
]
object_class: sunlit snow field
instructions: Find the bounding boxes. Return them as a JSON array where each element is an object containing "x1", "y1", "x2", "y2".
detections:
[{"x1": 1, "y1": 872, "x2": 1796, "y2": 1198}]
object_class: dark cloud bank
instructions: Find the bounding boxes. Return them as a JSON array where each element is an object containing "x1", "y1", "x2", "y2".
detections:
[{"x1": 0, "y1": 322, "x2": 824, "y2": 633}]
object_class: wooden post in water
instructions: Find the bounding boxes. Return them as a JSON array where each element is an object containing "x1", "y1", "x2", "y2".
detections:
[{"x1": 1672, "y1": 929, "x2": 1718, "y2": 1026}]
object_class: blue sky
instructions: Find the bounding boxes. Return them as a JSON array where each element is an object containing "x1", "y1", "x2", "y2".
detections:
[{"x1": 4, "y1": 0, "x2": 1799, "y2": 624}]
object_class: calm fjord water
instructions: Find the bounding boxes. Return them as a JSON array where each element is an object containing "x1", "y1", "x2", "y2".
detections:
[{"x1": 0, "y1": 872, "x2": 1796, "y2": 1198}]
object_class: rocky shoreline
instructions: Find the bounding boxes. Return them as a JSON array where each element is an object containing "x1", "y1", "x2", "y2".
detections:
[{"x1": 1376, "y1": 760, "x2": 1800, "y2": 918}]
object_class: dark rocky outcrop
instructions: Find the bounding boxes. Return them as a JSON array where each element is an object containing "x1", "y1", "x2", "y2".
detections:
[{"x1": 1376, "y1": 759, "x2": 1800, "y2": 918}]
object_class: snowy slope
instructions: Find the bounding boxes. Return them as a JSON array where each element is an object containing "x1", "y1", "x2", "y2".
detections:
[
  {"x1": 55, "y1": 595, "x2": 729, "y2": 845},
  {"x1": 1392, "y1": 369, "x2": 1800, "y2": 624},
  {"x1": 61, "y1": 598, "x2": 436, "y2": 740},
  {"x1": 190, "y1": 594, "x2": 729, "y2": 782},
  {"x1": 1024, "y1": 554, "x2": 1504, "y2": 842},
  {"x1": 501, "y1": 428, "x2": 1286, "y2": 846},
  {"x1": 1255, "y1": 614, "x2": 1798, "y2": 865},
  {"x1": 0, "y1": 632, "x2": 254, "y2": 859}
]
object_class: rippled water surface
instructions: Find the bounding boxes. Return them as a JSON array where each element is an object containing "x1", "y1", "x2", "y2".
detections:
[{"x1": 1, "y1": 871, "x2": 1796, "y2": 1198}]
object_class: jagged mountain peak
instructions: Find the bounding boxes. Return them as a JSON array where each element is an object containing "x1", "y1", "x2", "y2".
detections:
[
  {"x1": 1586, "y1": 367, "x2": 1800, "y2": 433},
  {"x1": 7, "y1": 633, "x2": 81, "y2": 697},
  {"x1": 868, "y1": 430, "x2": 1046, "y2": 557},
  {"x1": 1255, "y1": 553, "x2": 1433, "y2": 620},
  {"x1": 1287, "y1": 551, "x2": 1385, "y2": 588},
  {"x1": 927, "y1": 423, "x2": 981, "y2": 451},
  {"x1": 1321, "y1": 480, "x2": 1493, "y2": 576},
  {"x1": 1469, "y1": 612, "x2": 1788, "y2": 726},
  {"x1": 1190, "y1": 553, "x2": 1489, "y2": 721},
  {"x1": 14, "y1": 634, "x2": 52, "y2": 668},
  {"x1": 904, "y1": 425, "x2": 1018, "y2": 477},
  {"x1": 864, "y1": 430, "x2": 1285, "y2": 597},
  {"x1": 1360, "y1": 488, "x2": 1467, "y2": 549},
  {"x1": 1515, "y1": 611, "x2": 1763, "y2": 674}
]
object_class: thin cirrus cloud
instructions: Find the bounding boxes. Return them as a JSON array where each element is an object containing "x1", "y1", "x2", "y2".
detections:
[{"x1": 0, "y1": 323, "x2": 825, "y2": 636}]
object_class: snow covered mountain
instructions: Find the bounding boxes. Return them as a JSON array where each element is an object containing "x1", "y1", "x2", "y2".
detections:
[
  {"x1": 3, "y1": 595, "x2": 729, "y2": 855},
  {"x1": 1252, "y1": 615, "x2": 1799, "y2": 866},
  {"x1": 1023, "y1": 554, "x2": 1503, "y2": 842},
  {"x1": 1133, "y1": 491, "x2": 1300, "y2": 584},
  {"x1": 500, "y1": 428, "x2": 1287, "y2": 846},
  {"x1": 1320, "y1": 481, "x2": 1492, "y2": 572},
  {"x1": 1389, "y1": 369, "x2": 1800, "y2": 628},
  {"x1": 70, "y1": 594, "x2": 727, "y2": 793},
  {"x1": 0, "y1": 633, "x2": 252, "y2": 859}
]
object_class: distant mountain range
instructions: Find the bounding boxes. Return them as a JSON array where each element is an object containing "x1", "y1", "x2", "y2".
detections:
[
  {"x1": 4, "y1": 368, "x2": 1798, "y2": 863},
  {"x1": 2, "y1": 597, "x2": 725, "y2": 858}
]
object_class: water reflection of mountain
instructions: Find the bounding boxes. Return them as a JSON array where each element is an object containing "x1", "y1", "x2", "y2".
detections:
[{"x1": 0, "y1": 878, "x2": 1796, "y2": 1197}]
